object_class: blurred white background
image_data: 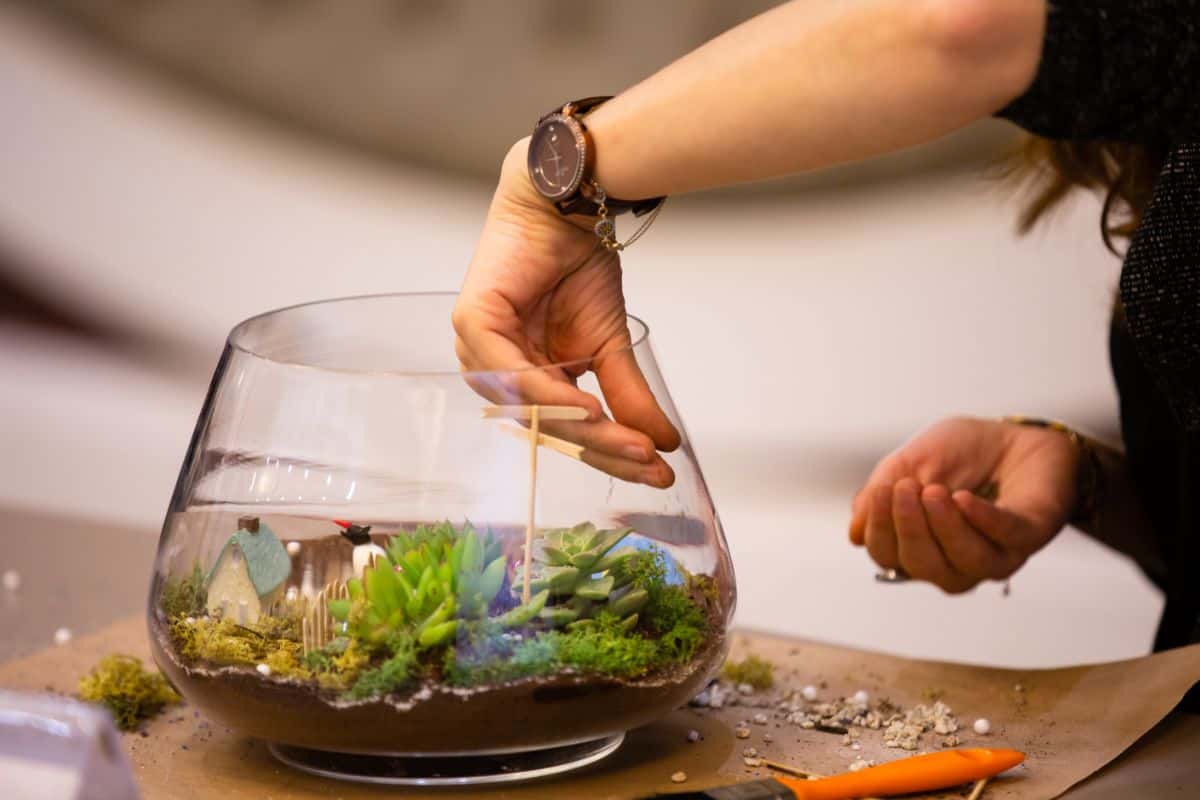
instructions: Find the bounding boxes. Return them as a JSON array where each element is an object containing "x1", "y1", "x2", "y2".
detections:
[{"x1": 0, "y1": 3, "x2": 1160, "y2": 668}]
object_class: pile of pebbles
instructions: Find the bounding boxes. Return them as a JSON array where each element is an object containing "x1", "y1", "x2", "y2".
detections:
[{"x1": 691, "y1": 678, "x2": 975, "y2": 753}]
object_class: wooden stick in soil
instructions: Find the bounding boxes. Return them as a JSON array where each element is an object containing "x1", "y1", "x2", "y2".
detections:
[
  {"x1": 521, "y1": 405, "x2": 541, "y2": 605},
  {"x1": 966, "y1": 778, "x2": 989, "y2": 800}
]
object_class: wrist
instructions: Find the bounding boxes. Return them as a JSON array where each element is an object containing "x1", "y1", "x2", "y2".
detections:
[{"x1": 1001, "y1": 416, "x2": 1104, "y2": 529}]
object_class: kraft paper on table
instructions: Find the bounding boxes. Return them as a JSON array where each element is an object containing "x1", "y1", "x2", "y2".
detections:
[{"x1": 2, "y1": 617, "x2": 1198, "y2": 800}]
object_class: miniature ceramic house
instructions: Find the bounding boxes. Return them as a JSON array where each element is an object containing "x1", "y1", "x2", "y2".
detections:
[{"x1": 206, "y1": 516, "x2": 292, "y2": 624}]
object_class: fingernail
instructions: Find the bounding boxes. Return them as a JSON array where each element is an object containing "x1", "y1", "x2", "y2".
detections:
[{"x1": 623, "y1": 445, "x2": 651, "y2": 463}]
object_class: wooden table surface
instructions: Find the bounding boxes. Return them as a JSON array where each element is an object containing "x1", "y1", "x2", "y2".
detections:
[{"x1": 1, "y1": 506, "x2": 1198, "y2": 799}]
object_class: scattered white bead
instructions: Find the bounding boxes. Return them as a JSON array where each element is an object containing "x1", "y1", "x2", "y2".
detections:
[
  {"x1": 256, "y1": 663, "x2": 272, "y2": 677},
  {"x1": 973, "y1": 718, "x2": 991, "y2": 735},
  {"x1": 802, "y1": 685, "x2": 818, "y2": 701},
  {"x1": 686, "y1": 729, "x2": 701, "y2": 743},
  {"x1": 670, "y1": 771, "x2": 687, "y2": 783},
  {"x1": 2, "y1": 569, "x2": 20, "y2": 592},
  {"x1": 852, "y1": 690, "x2": 870, "y2": 706},
  {"x1": 53, "y1": 628, "x2": 72, "y2": 646},
  {"x1": 286, "y1": 541, "x2": 301, "y2": 556}
]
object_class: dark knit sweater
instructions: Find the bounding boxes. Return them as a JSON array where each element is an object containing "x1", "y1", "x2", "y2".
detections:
[{"x1": 997, "y1": 1, "x2": 1200, "y2": 704}]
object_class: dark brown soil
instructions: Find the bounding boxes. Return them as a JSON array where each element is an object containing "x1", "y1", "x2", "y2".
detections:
[{"x1": 149, "y1": 620, "x2": 726, "y2": 755}]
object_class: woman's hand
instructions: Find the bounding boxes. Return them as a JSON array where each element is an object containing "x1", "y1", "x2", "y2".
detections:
[
  {"x1": 453, "y1": 139, "x2": 680, "y2": 488},
  {"x1": 848, "y1": 417, "x2": 1081, "y2": 593}
]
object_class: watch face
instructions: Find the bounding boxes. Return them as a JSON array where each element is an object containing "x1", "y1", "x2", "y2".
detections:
[{"x1": 528, "y1": 115, "x2": 585, "y2": 201}]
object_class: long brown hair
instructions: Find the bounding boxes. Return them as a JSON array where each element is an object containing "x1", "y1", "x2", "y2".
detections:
[{"x1": 1006, "y1": 137, "x2": 1168, "y2": 255}]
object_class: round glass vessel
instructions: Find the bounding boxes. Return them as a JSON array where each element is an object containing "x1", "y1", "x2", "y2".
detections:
[{"x1": 147, "y1": 293, "x2": 735, "y2": 783}]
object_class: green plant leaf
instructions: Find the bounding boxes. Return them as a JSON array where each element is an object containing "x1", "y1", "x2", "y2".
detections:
[
  {"x1": 609, "y1": 587, "x2": 649, "y2": 617},
  {"x1": 418, "y1": 620, "x2": 458, "y2": 648},
  {"x1": 540, "y1": 606, "x2": 580, "y2": 627},
  {"x1": 327, "y1": 599, "x2": 352, "y2": 621},
  {"x1": 575, "y1": 575, "x2": 614, "y2": 601},
  {"x1": 498, "y1": 589, "x2": 548, "y2": 627},
  {"x1": 477, "y1": 556, "x2": 507, "y2": 604},
  {"x1": 542, "y1": 566, "x2": 581, "y2": 593}
]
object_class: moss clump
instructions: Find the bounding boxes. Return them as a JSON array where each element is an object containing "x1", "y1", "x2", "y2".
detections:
[
  {"x1": 78, "y1": 655, "x2": 181, "y2": 731},
  {"x1": 159, "y1": 565, "x2": 207, "y2": 619},
  {"x1": 347, "y1": 635, "x2": 417, "y2": 699},
  {"x1": 171, "y1": 616, "x2": 305, "y2": 671},
  {"x1": 617, "y1": 550, "x2": 709, "y2": 663},
  {"x1": 447, "y1": 613, "x2": 664, "y2": 686},
  {"x1": 722, "y1": 654, "x2": 775, "y2": 690}
]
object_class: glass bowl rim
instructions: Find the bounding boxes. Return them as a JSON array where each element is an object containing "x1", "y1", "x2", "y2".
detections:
[{"x1": 227, "y1": 291, "x2": 651, "y2": 377}]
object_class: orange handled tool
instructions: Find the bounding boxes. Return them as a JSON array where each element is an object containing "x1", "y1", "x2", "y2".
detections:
[{"x1": 776, "y1": 748, "x2": 1025, "y2": 800}]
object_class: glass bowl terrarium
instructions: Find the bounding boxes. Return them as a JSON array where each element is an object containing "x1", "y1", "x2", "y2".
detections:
[{"x1": 147, "y1": 292, "x2": 734, "y2": 784}]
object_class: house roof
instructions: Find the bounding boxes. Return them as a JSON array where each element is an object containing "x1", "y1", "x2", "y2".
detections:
[{"x1": 209, "y1": 521, "x2": 291, "y2": 598}]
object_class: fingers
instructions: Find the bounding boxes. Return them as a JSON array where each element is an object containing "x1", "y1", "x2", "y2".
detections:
[
  {"x1": 952, "y1": 489, "x2": 1039, "y2": 560},
  {"x1": 593, "y1": 347, "x2": 681, "y2": 452},
  {"x1": 922, "y1": 484, "x2": 1015, "y2": 581},
  {"x1": 892, "y1": 479, "x2": 975, "y2": 594},
  {"x1": 458, "y1": 336, "x2": 604, "y2": 421},
  {"x1": 864, "y1": 484, "x2": 900, "y2": 570},
  {"x1": 582, "y1": 448, "x2": 675, "y2": 489}
]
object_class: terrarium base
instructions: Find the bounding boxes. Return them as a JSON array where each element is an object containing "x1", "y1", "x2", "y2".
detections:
[{"x1": 267, "y1": 734, "x2": 626, "y2": 786}]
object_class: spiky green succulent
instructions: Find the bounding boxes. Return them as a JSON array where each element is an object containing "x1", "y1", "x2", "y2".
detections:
[
  {"x1": 329, "y1": 522, "x2": 547, "y2": 650},
  {"x1": 515, "y1": 523, "x2": 650, "y2": 629}
]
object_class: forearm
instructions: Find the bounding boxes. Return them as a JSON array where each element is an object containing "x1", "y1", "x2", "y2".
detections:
[{"x1": 585, "y1": 0, "x2": 1046, "y2": 199}]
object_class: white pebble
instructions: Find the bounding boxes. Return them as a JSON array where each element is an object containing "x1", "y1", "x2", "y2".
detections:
[
  {"x1": 742, "y1": 747, "x2": 758, "y2": 758},
  {"x1": 256, "y1": 663, "x2": 272, "y2": 677},
  {"x1": 686, "y1": 729, "x2": 701, "y2": 743},
  {"x1": 286, "y1": 541, "x2": 301, "y2": 556},
  {"x1": 852, "y1": 690, "x2": 870, "y2": 706},
  {"x1": 802, "y1": 685, "x2": 818, "y2": 701},
  {"x1": 762, "y1": 733, "x2": 773, "y2": 743},
  {"x1": 735, "y1": 727, "x2": 751, "y2": 739},
  {"x1": 2, "y1": 569, "x2": 20, "y2": 592},
  {"x1": 973, "y1": 718, "x2": 991, "y2": 735},
  {"x1": 752, "y1": 712, "x2": 768, "y2": 725},
  {"x1": 53, "y1": 628, "x2": 72, "y2": 645},
  {"x1": 738, "y1": 682, "x2": 755, "y2": 695},
  {"x1": 849, "y1": 758, "x2": 872, "y2": 772},
  {"x1": 670, "y1": 771, "x2": 687, "y2": 783}
]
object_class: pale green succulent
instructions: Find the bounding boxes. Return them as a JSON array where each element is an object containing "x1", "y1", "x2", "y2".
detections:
[
  {"x1": 329, "y1": 522, "x2": 547, "y2": 650},
  {"x1": 515, "y1": 523, "x2": 650, "y2": 629}
]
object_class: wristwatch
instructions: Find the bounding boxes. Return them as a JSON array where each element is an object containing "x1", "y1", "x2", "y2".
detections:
[{"x1": 527, "y1": 96, "x2": 664, "y2": 218}]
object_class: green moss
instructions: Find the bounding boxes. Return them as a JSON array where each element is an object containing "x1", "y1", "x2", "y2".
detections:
[
  {"x1": 170, "y1": 615, "x2": 305, "y2": 671},
  {"x1": 346, "y1": 635, "x2": 417, "y2": 700},
  {"x1": 78, "y1": 655, "x2": 181, "y2": 731},
  {"x1": 722, "y1": 654, "x2": 775, "y2": 690},
  {"x1": 159, "y1": 565, "x2": 207, "y2": 619},
  {"x1": 618, "y1": 550, "x2": 709, "y2": 663}
]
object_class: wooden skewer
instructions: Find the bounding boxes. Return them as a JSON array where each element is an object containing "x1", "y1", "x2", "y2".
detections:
[
  {"x1": 521, "y1": 405, "x2": 540, "y2": 605},
  {"x1": 482, "y1": 405, "x2": 588, "y2": 421},
  {"x1": 966, "y1": 778, "x2": 989, "y2": 800},
  {"x1": 763, "y1": 759, "x2": 824, "y2": 779},
  {"x1": 496, "y1": 423, "x2": 584, "y2": 460}
]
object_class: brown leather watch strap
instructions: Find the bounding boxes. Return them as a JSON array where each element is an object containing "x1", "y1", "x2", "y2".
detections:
[{"x1": 540, "y1": 97, "x2": 665, "y2": 218}]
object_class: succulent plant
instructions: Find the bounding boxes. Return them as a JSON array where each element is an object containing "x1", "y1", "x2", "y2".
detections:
[
  {"x1": 329, "y1": 522, "x2": 546, "y2": 649},
  {"x1": 515, "y1": 523, "x2": 650, "y2": 629}
]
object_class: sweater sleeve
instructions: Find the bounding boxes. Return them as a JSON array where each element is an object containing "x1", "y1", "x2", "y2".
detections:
[{"x1": 997, "y1": 1, "x2": 1200, "y2": 143}]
